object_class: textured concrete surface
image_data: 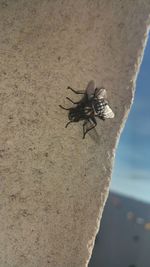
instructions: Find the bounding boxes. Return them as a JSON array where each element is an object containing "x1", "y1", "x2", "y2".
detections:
[{"x1": 0, "y1": 1, "x2": 150, "y2": 267}]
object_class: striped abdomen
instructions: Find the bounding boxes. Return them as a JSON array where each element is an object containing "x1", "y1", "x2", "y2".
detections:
[{"x1": 92, "y1": 98, "x2": 114, "y2": 119}]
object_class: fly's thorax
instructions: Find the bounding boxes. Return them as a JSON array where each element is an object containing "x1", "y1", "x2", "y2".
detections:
[
  {"x1": 83, "y1": 106, "x2": 93, "y2": 116},
  {"x1": 68, "y1": 106, "x2": 86, "y2": 122},
  {"x1": 68, "y1": 108, "x2": 79, "y2": 121}
]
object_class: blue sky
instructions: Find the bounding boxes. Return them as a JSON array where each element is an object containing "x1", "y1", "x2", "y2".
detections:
[{"x1": 111, "y1": 33, "x2": 150, "y2": 203}]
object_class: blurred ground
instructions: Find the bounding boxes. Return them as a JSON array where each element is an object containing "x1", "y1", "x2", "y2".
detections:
[{"x1": 89, "y1": 192, "x2": 150, "y2": 267}]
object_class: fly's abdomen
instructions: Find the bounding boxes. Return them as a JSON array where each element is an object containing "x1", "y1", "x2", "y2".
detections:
[
  {"x1": 92, "y1": 99, "x2": 106, "y2": 116},
  {"x1": 93, "y1": 98, "x2": 114, "y2": 118}
]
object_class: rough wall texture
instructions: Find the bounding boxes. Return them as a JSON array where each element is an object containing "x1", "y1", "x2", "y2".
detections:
[{"x1": 0, "y1": 1, "x2": 150, "y2": 267}]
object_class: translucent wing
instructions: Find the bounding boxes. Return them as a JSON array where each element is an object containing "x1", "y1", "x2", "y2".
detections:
[
  {"x1": 103, "y1": 104, "x2": 115, "y2": 118},
  {"x1": 96, "y1": 88, "x2": 107, "y2": 99},
  {"x1": 85, "y1": 80, "x2": 95, "y2": 98}
]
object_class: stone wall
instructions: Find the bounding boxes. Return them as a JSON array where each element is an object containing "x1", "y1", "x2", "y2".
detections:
[{"x1": 0, "y1": 1, "x2": 150, "y2": 266}]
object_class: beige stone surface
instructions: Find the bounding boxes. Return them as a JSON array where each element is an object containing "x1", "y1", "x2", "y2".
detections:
[{"x1": 0, "y1": 1, "x2": 150, "y2": 267}]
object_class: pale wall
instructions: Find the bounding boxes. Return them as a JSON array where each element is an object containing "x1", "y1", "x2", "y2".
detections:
[{"x1": 0, "y1": 1, "x2": 150, "y2": 267}]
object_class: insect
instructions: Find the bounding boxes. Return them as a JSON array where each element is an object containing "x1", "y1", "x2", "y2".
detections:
[{"x1": 59, "y1": 81, "x2": 114, "y2": 139}]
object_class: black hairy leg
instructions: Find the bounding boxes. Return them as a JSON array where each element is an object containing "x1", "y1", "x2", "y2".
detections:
[
  {"x1": 59, "y1": 105, "x2": 71, "y2": 111},
  {"x1": 66, "y1": 97, "x2": 81, "y2": 105},
  {"x1": 65, "y1": 120, "x2": 74, "y2": 128},
  {"x1": 83, "y1": 117, "x2": 97, "y2": 139},
  {"x1": 67, "y1": 86, "x2": 85, "y2": 95}
]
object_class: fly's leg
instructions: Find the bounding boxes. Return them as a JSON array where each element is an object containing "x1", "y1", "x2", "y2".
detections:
[
  {"x1": 67, "y1": 86, "x2": 85, "y2": 95},
  {"x1": 83, "y1": 117, "x2": 97, "y2": 139},
  {"x1": 65, "y1": 120, "x2": 75, "y2": 128},
  {"x1": 66, "y1": 97, "x2": 80, "y2": 105},
  {"x1": 59, "y1": 105, "x2": 71, "y2": 111},
  {"x1": 83, "y1": 120, "x2": 88, "y2": 139}
]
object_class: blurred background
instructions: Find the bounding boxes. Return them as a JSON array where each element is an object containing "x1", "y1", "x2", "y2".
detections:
[{"x1": 89, "y1": 33, "x2": 150, "y2": 267}]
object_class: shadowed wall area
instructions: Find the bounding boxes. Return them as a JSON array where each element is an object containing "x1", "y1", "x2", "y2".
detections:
[{"x1": 0, "y1": 1, "x2": 150, "y2": 267}]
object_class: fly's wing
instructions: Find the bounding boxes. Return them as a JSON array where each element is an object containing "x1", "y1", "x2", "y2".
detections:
[
  {"x1": 96, "y1": 88, "x2": 107, "y2": 99},
  {"x1": 85, "y1": 80, "x2": 95, "y2": 99},
  {"x1": 103, "y1": 104, "x2": 115, "y2": 118}
]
